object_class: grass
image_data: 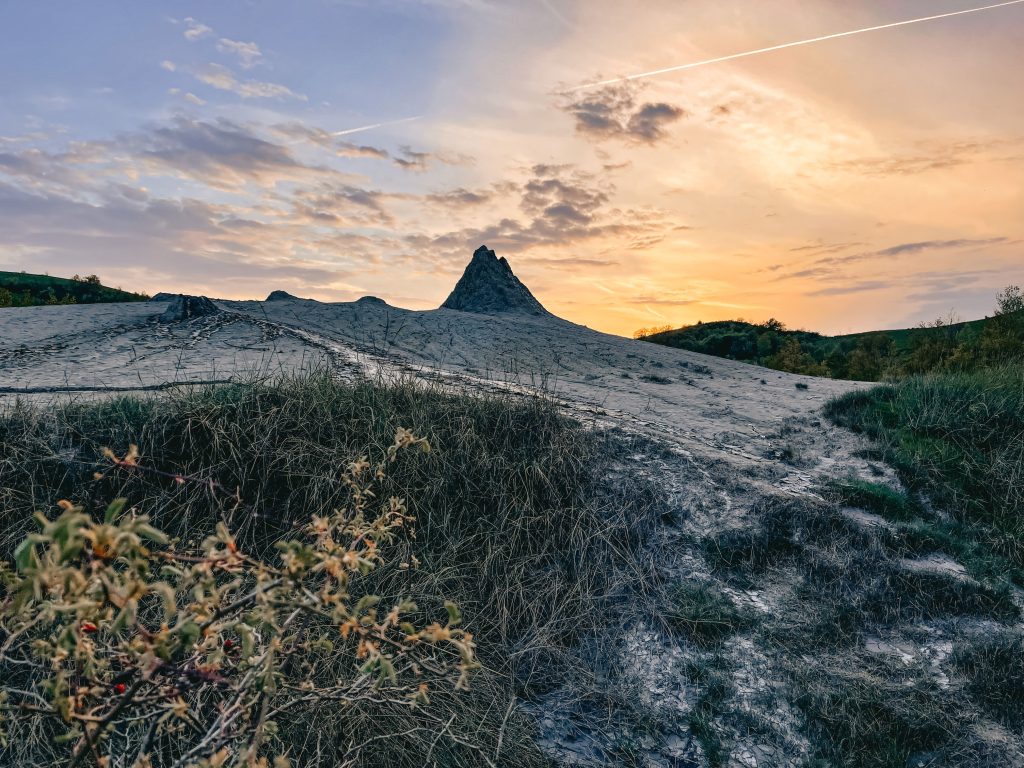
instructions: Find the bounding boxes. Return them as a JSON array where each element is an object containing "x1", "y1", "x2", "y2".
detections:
[
  {"x1": 682, "y1": 657, "x2": 734, "y2": 767},
  {"x1": 792, "y1": 662, "x2": 972, "y2": 768},
  {"x1": 0, "y1": 372, "x2": 664, "y2": 766},
  {"x1": 952, "y1": 632, "x2": 1024, "y2": 729},
  {"x1": 829, "y1": 479, "x2": 916, "y2": 520},
  {"x1": 666, "y1": 582, "x2": 753, "y2": 647},
  {"x1": 825, "y1": 364, "x2": 1024, "y2": 552}
]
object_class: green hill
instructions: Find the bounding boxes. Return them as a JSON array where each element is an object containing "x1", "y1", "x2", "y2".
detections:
[
  {"x1": 0, "y1": 271, "x2": 149, "y2": 307},
  {"x1": 639, "y1": 287, "x2": 1024, "y2": 381}
]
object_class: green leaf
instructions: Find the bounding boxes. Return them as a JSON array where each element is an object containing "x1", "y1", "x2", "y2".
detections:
[
  {"x1": 444, "y1": 601, "x2": 462, "y2": 627},
  {"x1": 13, "y1": 539, "x2": 38, "y2": 573},
  {"x1": 104, "y1": 498, "x2": 128, "y2": 524}
]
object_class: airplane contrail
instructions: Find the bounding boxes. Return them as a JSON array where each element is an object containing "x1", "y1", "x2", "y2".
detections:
[
  {"x1": 331, "y1": 115, "x2": 423, "y2": 137},
  {"x1": 567, "y1": 0, "x2": 1024, "y2": 92}
]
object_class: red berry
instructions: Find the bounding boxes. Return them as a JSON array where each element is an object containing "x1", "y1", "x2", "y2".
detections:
[
  {"x1": 224, "y1": 639, "x2": 234, "y2": 650},
  {"x1": 113, "y1": 683, "x2": 127, "y2": 694},
  {"x1": 81, "y1": 621, "x2": 98, "y2": 634}
]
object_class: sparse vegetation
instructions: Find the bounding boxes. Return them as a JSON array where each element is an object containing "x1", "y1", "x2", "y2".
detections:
[
  {"x1": 0, "y1": 373, "x2": 664, "y2": 766},
  {"x1": 666, "y1": 583, "x2": 752, "y2": 647}
]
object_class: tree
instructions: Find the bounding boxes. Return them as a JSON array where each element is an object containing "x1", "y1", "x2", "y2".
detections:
[
  {"x1": 995, "y1": 285, "x2": 1023, "y2": 316},
  {"x1": 846, "y1": 336, "x2": 896, "y2": 381},
  {"x1": 764, "y1": 338, "x2": 828, "y2": 376},
  {"x1": 977, "y1": 285, "x2": 1024, "y2": 364},
  {"x1": 0, "y1": 287, "x2": 11, "y2": 308}
]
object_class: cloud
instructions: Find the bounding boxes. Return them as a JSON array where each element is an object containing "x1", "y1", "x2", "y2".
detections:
[
  {"x1": 194, "y1": 63, "x2": 306, "y2": 101},
  {"x1": 830, "y1": 138, "x2": 1024, "y2": 177},
  {"x1": 425, "y1": 184, "x2": 515, "y2": 207},
  {"x1": 270, "y1": 123, "x2": 452, "y2": 171},
  {"x1": 788, "y1": 241, "x2": 863, "y2": 255},
  {"x1": 183, "y1": 17, "x2": 213, "y2": 41},
  {"x1": 160, "y1": 60, "x2": 177, "y2": 72},
  {"x1": 526, "y1": 256, "x2": 618, "y2": 268},
  {"x1": 290, "y1": 183, "x2": 397, "y2": 227},
  {"x1": 806, "y1": 280, "x2": 890, "y2": 297},
  {"x1": 337, "y1": 142, "x2": 390, "y2": 160},
  {"x1": 773, "y1": 237, "x2": 1013, "y2": 286},
  {"x1": 871, "y1": 238, "x2": 1009, "y2": 258},
  {"x1": 127, "y1": 116, "x2": 325, "y2": 189},
  {"x1": 558, "y1": 83, "x2": 686, "y2": 144},
  {"x1": 393, "y1": 146, "x2": 431, "y2": 171},
  {"x1": 419, "y1": 164, "x2": 668, "y2": 259},
  {"x1": 217, "y1": 38, "x2": 262, "y2": 68}
]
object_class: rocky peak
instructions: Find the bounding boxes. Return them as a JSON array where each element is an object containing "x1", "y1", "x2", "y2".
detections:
[
  {"x1": 158, "y1": 294, "x2": 220, "y2": 323},
  {"x1": 266, "y1": 290, "x2": 300, "y2": 301},
  {"x1": 440, "y1": 245, "x2": 547, "y2": 315}
]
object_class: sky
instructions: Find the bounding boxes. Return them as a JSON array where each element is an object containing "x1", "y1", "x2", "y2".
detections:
[{"x1": 0, "y1": 0, "x2": 1022, "y2": 336}]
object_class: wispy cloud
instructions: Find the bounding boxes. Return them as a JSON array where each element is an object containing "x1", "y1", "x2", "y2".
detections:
[
  {"x1": 216, "y1": 38, "x2": 263, "y2": 68},
  {"x1": 830, "y1": 138, "x2": 1024, "y2": 177},
  {"x1": 183, "y1": 17, "x2": 213, "y2": 41},
  {"x1": 194, "y1": 63, "x2": 306, "y2": 101}
]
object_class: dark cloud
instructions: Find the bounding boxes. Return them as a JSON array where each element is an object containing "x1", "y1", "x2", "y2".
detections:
[
  {"x1": 290, "y1": 183, "x2": 395, "y2": 226},
  {"x1": 337, "y1": 142, "x2": 390, "y2": 160},
  {"x1": 419, "y1": 164, "x2": 668, "y2": 260},
  {"x1": 626, "y1": 102, "x2": 687, "y2": 143},
  {"x1": 393, "y1": 146, "x2": 431, "y2": 172},
  {"x1": 426, "y1": 187, "x2": 493, "y2": 207},
  {"x1": 134, "y1": 117, "x2": 309, "y2": 187},
  {"x1": 558, "y1": 84, "x2": 686, "y2": 144},
  {"x1": 0, "y1": 179, "x2": 339, "y2": 291}
]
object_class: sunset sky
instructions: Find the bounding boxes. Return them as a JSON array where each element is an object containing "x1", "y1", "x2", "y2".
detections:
[{"x1": 1, "y1": 0, "x2": 1022, "y2": 336}]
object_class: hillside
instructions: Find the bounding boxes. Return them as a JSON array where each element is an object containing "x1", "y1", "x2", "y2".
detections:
[
  {"x1": 0, "y1": 271, "x2": 149, "y2": 307},
  {"x1": 2, "y1": 248, "x2": 1023, "y2": 767},
  {"x1": 640, "y1": 291, "x2": 1024, "y2": 381}
]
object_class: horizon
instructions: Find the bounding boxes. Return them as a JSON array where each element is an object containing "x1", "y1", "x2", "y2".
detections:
[{"x1": 2, "y1": 1, "x2": 1022, "y2": 336}]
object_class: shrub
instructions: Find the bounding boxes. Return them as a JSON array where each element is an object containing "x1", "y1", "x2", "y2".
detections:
[{"x1": 0, "y1": 431, "x2": 479, "y2": 766}]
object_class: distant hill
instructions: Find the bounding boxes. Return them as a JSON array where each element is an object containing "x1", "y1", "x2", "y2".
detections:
[
  {"x1": 0, "y1": 272, "x2": 149, "y2": 307},
  {"x1": 639, "y1": 292, "x2": 1024, "y2": 381}
]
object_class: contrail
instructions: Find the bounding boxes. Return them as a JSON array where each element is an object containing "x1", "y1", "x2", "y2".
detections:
[
  {"x1": 567, "y1": 0, "x2": 1024, "y2": 92},
  {"x1": 331, "y1": 115, "x2": 423, "y2": 137}
]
